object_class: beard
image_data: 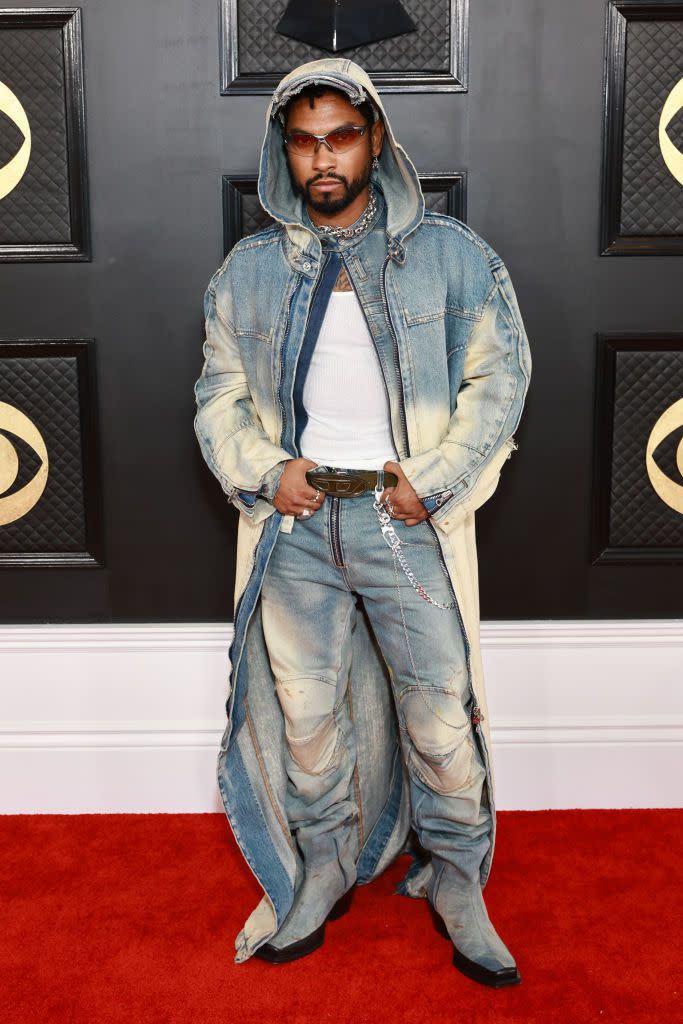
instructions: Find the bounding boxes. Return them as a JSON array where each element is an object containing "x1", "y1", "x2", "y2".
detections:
[{"x1": 286, "y1": 146, "x2": 373, "y2": 216}]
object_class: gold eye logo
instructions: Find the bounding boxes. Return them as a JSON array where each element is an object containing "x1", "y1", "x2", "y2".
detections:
[
  {"x1": 658, "y1": 78, "x2": 683, "y2": 187},
  {"x1": 0, "y1": 402, "x2": 49, "y2": 525},
  {"x1": 645, "y1": 397, "x2": 683, "y2": 516},
  {"x1": 0, "y1": 79, "x2": 31, "y2": 201}
]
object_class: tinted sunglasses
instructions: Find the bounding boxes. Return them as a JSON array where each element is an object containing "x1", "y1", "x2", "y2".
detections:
[{"x1": 283, "y1": 124, "x2": 369, "y2": 156}]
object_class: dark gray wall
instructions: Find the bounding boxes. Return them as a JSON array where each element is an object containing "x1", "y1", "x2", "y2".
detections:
[{"x1": 1, "y1": 0, "x2": 680, "y2": 621}]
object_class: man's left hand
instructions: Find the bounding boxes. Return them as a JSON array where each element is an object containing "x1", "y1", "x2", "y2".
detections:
[{"x1": 379, "y1": 461, "x2": 430, "y2": 526}]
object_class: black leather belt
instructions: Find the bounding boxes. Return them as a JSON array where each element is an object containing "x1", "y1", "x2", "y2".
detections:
[{"x1": 305, "y1": 466, "x2": 399, "y2": 497}]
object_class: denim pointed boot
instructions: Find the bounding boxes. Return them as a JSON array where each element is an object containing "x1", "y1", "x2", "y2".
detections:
[
  {"x1": 254, "y1": 824, "x2": 358, "y2": 963},
  {"x1": 427, "y1": 828, "x2": 521, "y2": 988}
]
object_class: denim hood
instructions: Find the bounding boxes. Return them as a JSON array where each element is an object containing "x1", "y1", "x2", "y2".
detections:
[{"x1": 257, "y1": 58, "x2": 425, "y2": 257}]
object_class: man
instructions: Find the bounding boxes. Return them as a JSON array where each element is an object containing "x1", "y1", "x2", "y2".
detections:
[{"x1": 194, "y1": 57, "x2": 531, "y2": 988}]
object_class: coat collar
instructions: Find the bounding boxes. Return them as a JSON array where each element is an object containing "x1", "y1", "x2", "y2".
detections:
[{"x1": 281, "y1": 184, "x2": 406, "y2": 278}]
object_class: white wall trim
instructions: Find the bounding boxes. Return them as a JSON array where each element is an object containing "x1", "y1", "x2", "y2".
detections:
[
  {"x1": 481, "y1": 619, "x2": 683, "y2": 647},
  {"x1": 2, "y1": 714, "x2": 682, "y2": 748},
  {"x1": 1, "y1": 618, "x2": 681, "y2": 645},
  {"x1": 1, "y1": 620, "x2": 681, "y2": 813},
  {"x1": 0, "y1": 624, "x2": 233, "y2": 651}
]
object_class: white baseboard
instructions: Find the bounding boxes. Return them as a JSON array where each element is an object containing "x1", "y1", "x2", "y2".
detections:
[{"x1": 1, "y1": 621, "x2": 681, "y2": 813}]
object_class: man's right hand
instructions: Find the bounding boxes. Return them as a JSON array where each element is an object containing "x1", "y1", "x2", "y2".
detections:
[{"x1": 272, "y1": 458, "x2": 326, "y2": 517}]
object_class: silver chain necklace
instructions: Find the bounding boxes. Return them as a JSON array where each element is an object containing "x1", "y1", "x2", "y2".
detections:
[{"x1": 312, "y1": 186, "x2": 377, "y2": 239}]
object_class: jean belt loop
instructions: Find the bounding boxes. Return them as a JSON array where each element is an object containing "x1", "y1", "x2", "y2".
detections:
[{"x1": 376, "y1": 468, "x2": 384, "y2": 494}]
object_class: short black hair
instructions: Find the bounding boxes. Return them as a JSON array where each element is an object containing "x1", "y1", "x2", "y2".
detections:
[{"x1": 280, "y1": 83, "x2": 377, "y2": 130}]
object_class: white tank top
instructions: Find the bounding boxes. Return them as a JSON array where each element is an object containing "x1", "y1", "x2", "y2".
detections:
[{"x1": 299, "y1": 289, "x2": 399, "y2": 469}]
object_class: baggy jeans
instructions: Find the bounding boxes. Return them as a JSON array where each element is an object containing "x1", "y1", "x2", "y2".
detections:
[{"x1": 260, "y1": 484, "x2": 491, "y2": 913}]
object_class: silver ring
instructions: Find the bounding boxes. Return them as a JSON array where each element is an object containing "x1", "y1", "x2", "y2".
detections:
[
  {"x1": 314, "y1": 489, "x2": 321, "y2": 501},
  {"x1": 299, "y1": 508, "x2": 312, "y2": 518}
]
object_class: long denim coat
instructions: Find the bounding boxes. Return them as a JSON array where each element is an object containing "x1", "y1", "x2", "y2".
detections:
[{"x1": 194, "y1": 58, "x2": 532, "y2": 962}]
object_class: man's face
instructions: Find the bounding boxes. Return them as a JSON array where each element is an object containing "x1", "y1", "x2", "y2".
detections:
[{"x1": 283, "y1": 90, "x2": 384, "y2": 216}]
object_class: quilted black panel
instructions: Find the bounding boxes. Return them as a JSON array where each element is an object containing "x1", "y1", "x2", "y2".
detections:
[
  {"x1": 620, "y1": 19, "x2": 683, "y2": 236},
  {"x1": 609, "y1": 348, "x2": 683, "y2": 548},
  {"x1": 241, "y1": 192, "x2": 274, "y2": 236},
  {"x1": 0, "y1": 353, "x2": 86, "y2": 551},
  {"x1": 237, "y1": 0, "x2": 451, "y2": 73},
  {"x1": 0, "y1": 26, "x2": 71, "y2": 244},
  {"x1": 423, "y1": 189, "x2": 450, "y2": 214}
]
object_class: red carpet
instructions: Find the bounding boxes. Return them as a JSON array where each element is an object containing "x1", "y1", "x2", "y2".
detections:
[{"x1": 1, "y1": 810, "x2": 680, "y2": 1023}]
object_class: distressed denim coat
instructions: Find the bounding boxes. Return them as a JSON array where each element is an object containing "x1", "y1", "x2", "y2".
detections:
[{"x1": 193, "y1": 58, "x2": 532, "y2": 962}]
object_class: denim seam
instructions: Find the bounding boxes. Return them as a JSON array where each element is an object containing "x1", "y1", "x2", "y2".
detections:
[
  {"x1": 208, "y1": 286, "x2": 237, "y2": 337},
  {"x1": 419, "y1": 212, "x2": 490, "y2": 261},
  {"x1": 444, "y1": 304, "x2": 484, "y2": 321},
  {"x1": 194, "y1": 421, "x2": 239, "y2": 498},
  {"x1": 347, "y1": 252, "x2": 368, "y2": 281},
  {"x1": 318, "y1": 596, "x2": 364, "y2": 839},
  {"x1": 272, "y1": 274, "x2": 302, "y2": 415},
  {"x1": 333, "y1": 598, "x2": 363, "y2": 843},
  {"x1": 236, "y1": 329, "x2": 272, "y2": 344},
  {"x1": 217, "y1": 742, "x2": 290, "y2": 930},
  {"x1": 230, "y1": 234, "x2": 282, "y2": 254},
  {"x1": 244, "y1": 698, "x2": 296, "y2": 853},
  {"x1": 332, "y1": 598, "x2": 358, "y2": 696},
  {"x1": 345, "y1": 673, "x2": 365, "y2": 850},
  {"x1": 356, "y1": 745, "x2": 403, "y2": 881},
  {"x1": 403, "y1": 305, "x2": 483, "y2": 326},
  {"x1": 431, "y1": 859, "x2": 447, "y2": 908},
  {"x1": 320, "y1": 727, "x2": 346, "y2": 775},
  {"x1": 403, "y1": 309, "x2": 445, "y2": 326},
  {"x1": 214, "y1": 418, "x2": 252, "y2": 455},
  {"x1": 276, "y1": 673, "x2": 336, "y2": 686},
  {"x1": 446, "y1": 344, "x2": 468, "y2": 362},
  {"x1": 495, "y1": 271, "x2": 531, "y2": 389}
]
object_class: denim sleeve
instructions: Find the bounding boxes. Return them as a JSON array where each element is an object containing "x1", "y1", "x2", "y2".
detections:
[
  {"x1": 258, "y1": 460, "x2": 289, "y2": 502},
  {"x1": 194, "y1": 270, "x2": 294, "y2": 518},
  {"x1": 399, "y1": 256, "x2": 531, "y2": 520}
]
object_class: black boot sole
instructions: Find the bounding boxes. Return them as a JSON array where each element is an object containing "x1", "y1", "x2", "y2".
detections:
[
  {"x1": 429, "y1": 902, "x2": 522, "y2": 988},
  {"x1": 253, "y1": 882, "x2": 357, "y2": 964}
]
